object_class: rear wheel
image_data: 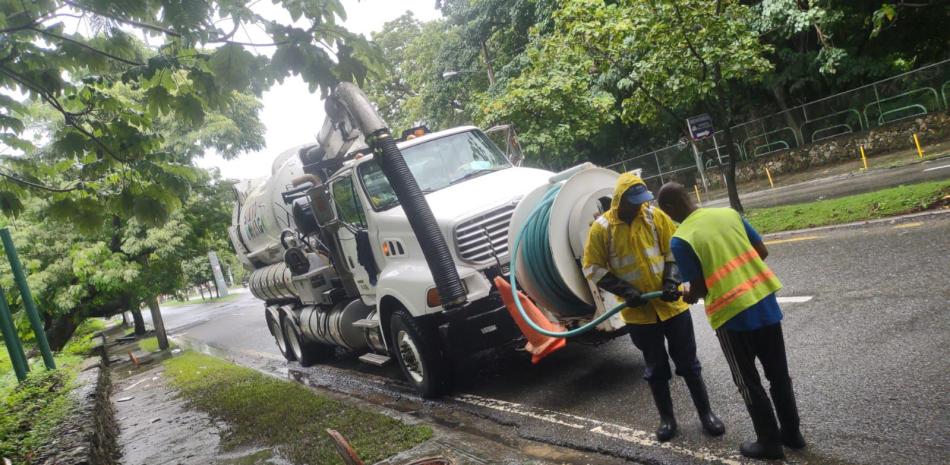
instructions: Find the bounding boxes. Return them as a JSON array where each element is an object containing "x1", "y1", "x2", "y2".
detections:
[
  {"x1": 389, "y1": 310, "x2": 452, "y2": 398},
  {"x1": 283, "y1": 321, "x2": 334, "y2": 367},
  {"x1": 269, "y1": 314, "x2": 295, "y2": 361}
]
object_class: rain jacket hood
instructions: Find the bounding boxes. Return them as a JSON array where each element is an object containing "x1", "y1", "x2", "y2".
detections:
[{"x1": 604, "y1": 172, "x2": 649, "y2": 225}]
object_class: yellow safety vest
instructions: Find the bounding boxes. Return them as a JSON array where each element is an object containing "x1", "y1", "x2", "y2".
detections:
[{"x1": 673, "y1": 208, "x2": 782, "y2": 329}]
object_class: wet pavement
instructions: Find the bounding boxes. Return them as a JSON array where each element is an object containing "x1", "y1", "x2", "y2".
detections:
[{"x1": 149, "y1": 214, "x2": 950, "y2": 465}]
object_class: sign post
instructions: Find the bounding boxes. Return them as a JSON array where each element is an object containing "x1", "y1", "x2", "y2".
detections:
[{"x1": 686, "y1": 114, "x2": 716, "y2": 192}]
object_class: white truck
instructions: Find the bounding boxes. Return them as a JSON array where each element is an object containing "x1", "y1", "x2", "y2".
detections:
[{"x1": 230, "y1": 84, "x2": 626, "y2": 397}]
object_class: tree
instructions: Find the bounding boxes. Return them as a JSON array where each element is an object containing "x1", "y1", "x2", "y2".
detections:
[
  {"x1": 0, "y1": 0, "x2": 380, "y2": 221},
  {"x1": 0, "y1": 0, "x2": 381, "y2": 347},
  {"x1": 550, "y1": 0, "x2": 773, "y2": 211}
]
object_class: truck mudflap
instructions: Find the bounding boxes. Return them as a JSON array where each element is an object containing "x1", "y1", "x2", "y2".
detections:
[{"x1": 437, "y1": 289, "x2": 523, "y2": 358}]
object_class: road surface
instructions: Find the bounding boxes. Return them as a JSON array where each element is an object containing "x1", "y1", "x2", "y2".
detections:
[
  {"x1": 706, "y1": 156, "x2": 950, "y2": 209},
  {"x1": 149, "y1": 214, "x2": 950, "y2": 465}
]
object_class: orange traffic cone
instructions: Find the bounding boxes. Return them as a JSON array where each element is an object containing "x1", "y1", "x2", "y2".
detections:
[{"x1": 494, "y1": 277, "x2": 567, "y2": 364}]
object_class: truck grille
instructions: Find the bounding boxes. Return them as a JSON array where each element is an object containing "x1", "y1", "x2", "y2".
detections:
[{"x1": 455, "y1": 203, "x2": 516, "y2": 263}]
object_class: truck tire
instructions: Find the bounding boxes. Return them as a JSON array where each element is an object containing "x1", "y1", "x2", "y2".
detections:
[
  {"x1": 283, "y1": 320, "x2": 334, "y2": 367},
  {"x1": 389, "y1": 309, "x2": 452, "y2": 398},
  {"x1": 270, "y1": 314, "x2": 296, "y2": 361}
]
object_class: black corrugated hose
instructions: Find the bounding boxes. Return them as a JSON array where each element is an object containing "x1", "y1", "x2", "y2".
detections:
[{"x1": 370, "y1": 130, "x2": 468, "y2": 311}]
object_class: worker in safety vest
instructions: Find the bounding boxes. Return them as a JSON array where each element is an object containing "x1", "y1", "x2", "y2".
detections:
[
  {"x1": 582, "y1": 173, "x2": 725, "y2": 442},
  {"x1": 656, "y1": 182, "x2": 806, "y2": 460}
]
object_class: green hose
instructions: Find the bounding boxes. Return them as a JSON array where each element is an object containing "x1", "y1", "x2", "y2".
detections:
[{"x1": 508, "y1": 184, "x2": 661, "y2": 338}]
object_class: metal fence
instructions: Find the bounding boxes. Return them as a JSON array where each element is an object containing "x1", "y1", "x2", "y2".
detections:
[{"x1": 606, "y1": 59, "x2": 950, "y2": 189}]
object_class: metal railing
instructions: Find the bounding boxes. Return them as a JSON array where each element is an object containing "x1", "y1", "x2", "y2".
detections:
[{"x1": 606, "y1": 59, "x2": 950, "y2": 188}]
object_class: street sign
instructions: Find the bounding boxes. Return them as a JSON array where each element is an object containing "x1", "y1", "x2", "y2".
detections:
[{"x1": 687, "y1": 114, "x2": 715, "y2": 141}]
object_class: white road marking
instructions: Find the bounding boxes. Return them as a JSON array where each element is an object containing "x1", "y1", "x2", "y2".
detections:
[
  {"x1": 453, "y1": 394, "x2": 743, "y2": 465},
  {"x1": 696, "y1": 296, "x2": 813, "y2": 306},
  {"x1": 922, "y1": 164, "x2": 950, "y2": 172}
]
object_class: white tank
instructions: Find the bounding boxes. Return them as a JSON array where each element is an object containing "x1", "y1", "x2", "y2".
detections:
[{"x1": 233, "y1": 145, "x2": 309, "y2": 266}]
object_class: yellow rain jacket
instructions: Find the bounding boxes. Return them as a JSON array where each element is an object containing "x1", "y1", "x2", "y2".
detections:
[{"x1": 582, "y1": 173, "x2": 689, "y2": 324}]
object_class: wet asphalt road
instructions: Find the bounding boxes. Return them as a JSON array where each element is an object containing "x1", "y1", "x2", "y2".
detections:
[
  {"x1": 705, "y1": 156, "x2": 950, "y2": 209},
  {"x1": 150, "y1": 214, "x2": 950, "y2": 465}
]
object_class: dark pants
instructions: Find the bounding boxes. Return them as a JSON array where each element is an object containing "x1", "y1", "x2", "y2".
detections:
[
  {"x1": 628, "y1": 310, "x2": 702, "y2": 382},
  {"x1": 716, "y1": 323, "x2": 800, "y2": 440}
]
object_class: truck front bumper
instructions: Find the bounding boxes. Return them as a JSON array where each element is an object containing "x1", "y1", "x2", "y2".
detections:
[{"x1": 437, "y1": 289, "x2": 523, "y2": 356}]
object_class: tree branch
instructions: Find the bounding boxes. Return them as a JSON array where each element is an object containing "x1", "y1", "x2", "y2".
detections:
[
  {"x1": 62, "y1": 0, "x2": 182, "y2": 37},
  {"x1": 29, "y1": 26, "x2": 144, "y2": 66},
  {"x1": 0, "y1": 64, "x2": 130, "y2": 163},
  {"x1": 671, "y1": 0, "x2": 709, "y2": 83},
  {"x1": 0, "y1": 168, "x2": 82, "y2": 192}
]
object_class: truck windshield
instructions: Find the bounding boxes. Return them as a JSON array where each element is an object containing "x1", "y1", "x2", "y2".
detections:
[{"x1": 359, "y1": 130, "x2": 511, "y2": 211}]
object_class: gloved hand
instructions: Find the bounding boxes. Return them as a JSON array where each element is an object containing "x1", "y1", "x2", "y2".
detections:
[
  {"x1": 597, "y1": 272, "x2": 647, "y2": 308},
  {"x1": 623, "y1": 287, "x2": 647, "y2": 308},
  {"x1": 660, "y1": 261, "x2": 681, "y2": 302}
]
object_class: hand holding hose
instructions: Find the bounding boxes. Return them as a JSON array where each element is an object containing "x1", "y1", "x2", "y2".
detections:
[{"x1": 660, "y1": 262, "x2": 682, "y2": 303}]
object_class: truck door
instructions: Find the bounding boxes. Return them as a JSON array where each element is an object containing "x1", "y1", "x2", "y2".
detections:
[{"x1": 330, "y1": 174, "x2": 377, "y2": 302}]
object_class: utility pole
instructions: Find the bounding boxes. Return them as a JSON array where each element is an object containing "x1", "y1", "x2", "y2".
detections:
[
  {"x1": 480, "y1": 41, "x2": 496, "y2": 86},
  {"x1": 1, "y1": 228, "x2": 55, "y2": 369},
  {"x1": 208, "y1": 251, "x2": 229, "y2": 297}
]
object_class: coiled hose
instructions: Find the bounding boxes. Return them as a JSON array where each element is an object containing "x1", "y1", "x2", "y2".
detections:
[{"x1": 508, "y1": 184, "x2": 661, "y2": 338}]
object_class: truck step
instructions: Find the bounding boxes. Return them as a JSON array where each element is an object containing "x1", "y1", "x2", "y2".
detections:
[
  {"x1": 352, "y1": 319, "x2": 380, "y2": 329},
  {"x1": 358, "y1": 353, "x2": 391, "y2": 366}
]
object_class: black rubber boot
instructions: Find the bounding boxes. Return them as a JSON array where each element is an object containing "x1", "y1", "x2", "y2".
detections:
[
  {"x1": 648, "y1": 381, "x2": 678, "y2": 442},
  {"x1": 684, "y1": 376, "x2": 726, "y2": 436},
  {"x1": 740, "y1": 399, "x2": 785, "y2": 460},
  {"x1": 771, "y1": 379, "x2": 806, "y2": 449}
]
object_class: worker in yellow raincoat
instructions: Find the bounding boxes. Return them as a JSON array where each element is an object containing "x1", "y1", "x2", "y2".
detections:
[{"x1": 582, "y1": 172, "x2": 724, "y2": 442}]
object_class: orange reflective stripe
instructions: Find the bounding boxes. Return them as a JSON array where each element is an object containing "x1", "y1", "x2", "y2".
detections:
[
  {"x1": 705, "y1": 269, "x2": 777, "y2": 316},
  {"x1": 704, "y1": 248, "x2": 759, "y2": 289}
]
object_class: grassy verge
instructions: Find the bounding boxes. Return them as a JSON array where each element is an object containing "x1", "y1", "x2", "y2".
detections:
[
  {"x1": 161, "y1": 292, "x2": 242, "y2": 309},
  {"x1": 746, "y1": 179, "x2": 950, "y2": 234},
  {"x1": 0, "y1": 354, "x2": 84, "y2": 462},
  {"x1": 138, "y1": 337, "x2": 176, "y2": 353},
  {"x1": 164, "y1": 352, "x2": 432, "y2": 464}
]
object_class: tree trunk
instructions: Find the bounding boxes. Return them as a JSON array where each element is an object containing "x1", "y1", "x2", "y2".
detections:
[
  {"x1": 45, "y1": 316, "x2": 78, "y2": 351},
  {"x1": 720, "y1": 127, "x2": 745, "y2": 213},
  {"x1": 771, "y1": 83, "x2": 802, "y2": 144},
  {"x1": 130, "y1": 307, "x2": 146, "y2": 335},
  {"x1": 145, "y1": 296, "x2": 168, "y2": 350},
  {"x1": 197, "y1": 285, "x2": 206, "y2": 300},
  {"x1": 121, "y1": 311, "x2": 128, "y2": 326},
  {"x1": 213, "y1": 282, "x2": 220, "y2": 299}
]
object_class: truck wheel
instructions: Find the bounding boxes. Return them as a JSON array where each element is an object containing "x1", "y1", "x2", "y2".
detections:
[
  {"x1": 270, "y1": 315, "x2": 295, "y2": 361},
  {"x1": 283, "y1": 321, "x2": 333, "y2": 367},
  {"x1": 389, "y1": 310, "x2": 452, "y2": 398}
]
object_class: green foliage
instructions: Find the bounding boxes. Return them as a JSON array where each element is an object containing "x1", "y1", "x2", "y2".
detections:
[
  {"x1": 0, "y1": 356, "x2": 82, "y2": 462},
  {"x1": 61, "y1": 318, "x2": 106, "y2": 355},
  {"x1": 0, "y1": 0, "x2": 381, "y2": 222},
  {"x1": 164, "y1": 352, "x2": 432, "y2": 464},
  {"x1": 746, "y1": 179, "x2": 950, "y2": 234}
]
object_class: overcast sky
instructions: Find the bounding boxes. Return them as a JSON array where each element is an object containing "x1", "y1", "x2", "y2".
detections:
[{"x1": 196, "y1": 0, "x2": 442, "y2": 181}]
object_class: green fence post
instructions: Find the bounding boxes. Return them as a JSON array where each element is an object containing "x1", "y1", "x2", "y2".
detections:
[
  {"x1": 0, "y1": 228, "x2": 55, "y2": 369},
  {"x1": 0, "y1": 287, "x2": 29, "y2": 381}
]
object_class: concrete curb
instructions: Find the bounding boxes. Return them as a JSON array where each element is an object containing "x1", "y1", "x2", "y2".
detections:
[
  {"x1": 34, "y1": 340, "x2": 119, "y2": 465},
  {"x1": 763, "y1": 208, "x2": 950, "y2": 239}
]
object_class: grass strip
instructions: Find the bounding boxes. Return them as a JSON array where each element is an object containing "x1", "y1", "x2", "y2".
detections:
[
  {"x1": 746, "y1": 179, "x2": 950, "y2": 234},
  {"x1": 0, "y1": 355, "x2": 84, "y2": 462},
  {"x1": 160, "y1": 292, "x2": 242, "y2": 308},
  {"x1": 163, "y1": 352, "x2": 432, "y2": 464}
]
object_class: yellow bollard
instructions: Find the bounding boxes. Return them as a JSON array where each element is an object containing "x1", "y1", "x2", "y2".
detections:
[
  {"x1": 913, "y1": 133, "x2": 924, "y2": 159},
  {"x1": 860, "y1": 145, "x2": 868, "y2": 170},
  {"x1": 693, "y1": 184, "x2": 702, "y2": 204},
  {"x1": 765, "y1": 167, "x2": 774, "y2": 189}
]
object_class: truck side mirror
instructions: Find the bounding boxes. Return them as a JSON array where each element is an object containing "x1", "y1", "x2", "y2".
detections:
[{"x1": 309, "y1": 185, "x2": 338, "y2": 227}]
